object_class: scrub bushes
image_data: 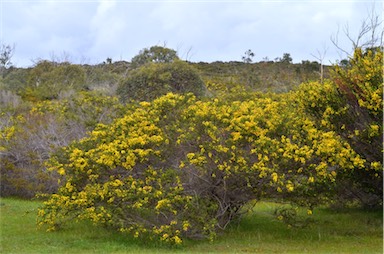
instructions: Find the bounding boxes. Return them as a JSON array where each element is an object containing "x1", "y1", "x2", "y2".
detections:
[
  {"x1": 117, "y1": 61, "x2": 206, "y2": 102},
  {"x1": 0, "y1": 92, "x2": 124, "y2": 198}
]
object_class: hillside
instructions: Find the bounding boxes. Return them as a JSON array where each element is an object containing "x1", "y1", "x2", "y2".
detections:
[
  {"x1": 0, "y1": 59, "x2": 328, "y2": 100},
  {"x1": 0, "y1": 47, "x2": 381, "y2": 245},
  {"x1": 192, "y1": 60, "x2": 329, "y2": 93}
]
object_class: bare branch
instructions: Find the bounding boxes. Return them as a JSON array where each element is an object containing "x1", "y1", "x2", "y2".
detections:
[
  {"x1": 331, "y1": 25, "x2": 350, "y2": 58},
  {"x1": 331, "y1": 6, "x2": 383, "y2": 59},
  {"x1": 311, "y1": 44, "x2": 328, "y2": 83}
]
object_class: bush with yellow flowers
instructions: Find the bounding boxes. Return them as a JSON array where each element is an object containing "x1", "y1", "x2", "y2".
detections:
[
  {"x1": 294, "y1": 47, "x2": 383, "y2": 208},
  {"x1": 38, "y1": 91, "x2": 363, "y2": 244}
]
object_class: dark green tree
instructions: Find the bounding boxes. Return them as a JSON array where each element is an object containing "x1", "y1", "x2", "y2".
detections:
[
  {"x1": 24, "y1": 60, "x2": 86, "y2": 100},
  {"x1": 118, "y1": 60, "x2": 205, "y2": 102},
  {"x1": 131, "y1": 46, "x2": 179, "y2": 69},
  {"x1": 281, "y1": 53, "x2": 293, "y2": 64}
]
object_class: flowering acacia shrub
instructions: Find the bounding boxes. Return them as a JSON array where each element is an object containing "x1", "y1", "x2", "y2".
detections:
[
  {"x1": 295, "y1": 47, "x2": 383, "y2": 207},
  {"x1": 38, "y1": 92, "x2": 363, "y2": 244}
]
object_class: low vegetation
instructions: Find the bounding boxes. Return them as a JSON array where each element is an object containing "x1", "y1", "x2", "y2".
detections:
[
  {"x1": 1, "y1": 198, "x2": 382, "y2": 253},
  {"x1": 0, "y1": 42, "x2": 382, "y2": 249}
]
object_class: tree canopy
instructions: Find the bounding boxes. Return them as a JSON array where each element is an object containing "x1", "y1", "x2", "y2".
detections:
[{"x1": 130, "y1": 46, "x2": 179, "y2": 69}]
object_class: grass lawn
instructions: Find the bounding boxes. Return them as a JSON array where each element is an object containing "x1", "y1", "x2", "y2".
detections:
[{"x1": 0, "y1": 197, "x2": 382, "y2": 253}]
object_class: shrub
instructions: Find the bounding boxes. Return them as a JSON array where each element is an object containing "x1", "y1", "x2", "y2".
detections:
[
  {"x1": 1, "y1": 68, "x2": 29, "y2": 95},
  {"x1": 0, "y1": 92, "x2": 125, "y2": 198},
  {"x1": 0, "y1": 112, "x2": 64, "y2": 197},
  {"x1": 84, "y1": 65, "x2": 121, "y2": 96},
  {"x1": 117, "y1": 61, "x2": 206, "y2": 102},
  {"x1": 38, "y1": 93, "x2": 362, "y2": 244},
  {"x1": 294, "y1": 47, "x2": 383, "y2": 208},
  {"x1": 130, "y1": 46, "x2": 179, "y2": 69},
  {"x1": 23, "y1": 61, "x2": 86, "y2": 101}
]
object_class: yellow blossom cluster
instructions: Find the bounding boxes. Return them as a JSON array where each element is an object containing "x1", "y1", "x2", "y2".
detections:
[{"x1": 294, "y1": 47, "x2": 382, "y2": 207}]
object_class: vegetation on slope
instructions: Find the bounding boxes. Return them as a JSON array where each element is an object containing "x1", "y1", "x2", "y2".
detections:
[{"x1": 0, "y1": 43, "x2": 382, "y2": 246}]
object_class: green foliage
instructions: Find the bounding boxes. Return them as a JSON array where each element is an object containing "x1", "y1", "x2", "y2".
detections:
[
  {"x1": 281, "y1": 53, "x2": 293, "y2": 64},
  {"x1": 131, "y1": 46, "x2": 179, "y2": 69},
  {"x1": 23, "y1": 61, "x2": 86, "y2": 101},
  {"x1": 0, "y1": 44, "x2": 15, "y2": 77},
  {"x1": 301, "y1": 60, "x2": 320, "y2": 72},
  {"x1": 0, "y1": 68, "x2": 29, "y2": 94},
  {"x1": 192, "y1": 61, "x2": 324, "y2": 95},
  {"x1": 117, "y1": 61, "x2": 206, "y2": 102},
  {"x1": 84, "y1": 65, "x2": 121, "y2": 95}
]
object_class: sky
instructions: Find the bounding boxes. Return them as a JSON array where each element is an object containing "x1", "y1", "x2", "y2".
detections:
[{"x1": 1, "y1": 0, "x2": 383, "y2": 67}]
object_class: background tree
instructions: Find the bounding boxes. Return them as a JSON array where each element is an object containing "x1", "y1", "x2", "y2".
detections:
[
  {"x1": 311, "y1": 44, "x2": 328, "y2": 83},
  {"x1": 24, "y1": 60, "x2": 86, "y2": 101},
  {"x1": 242, "y1": 49, "x2": 255, "y2": 63},
  {"x1": 118, "y1": 60, "x2": 206, "y2": 102},
  {"x1": 0, "y1": 44, "x2": 15, "y2": 77},
  {"x1": 281, "y1": 53, "x2": 293, "y2": 64},
  {"x1": 130, "y1": 46, "x2": 179, "y2": 69}
]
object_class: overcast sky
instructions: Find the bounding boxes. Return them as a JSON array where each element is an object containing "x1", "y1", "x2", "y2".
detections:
[{"x1": 1, "y1": 0, "x2": 383, "y2": 67}]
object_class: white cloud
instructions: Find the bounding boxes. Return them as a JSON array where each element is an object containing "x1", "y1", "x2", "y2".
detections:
[{"x1": 2, "y1": 0, "x2": 381, "y2": 67}]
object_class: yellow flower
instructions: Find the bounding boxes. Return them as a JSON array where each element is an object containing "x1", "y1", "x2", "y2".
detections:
[
  {"x1": 271, "y1": 172, "x2": 278, "y2": 183},
  {"x1": 182, "y1": 221, "x2": 190, "y2": 231},
  {"x1": 286, "y1": 182, "x2": 294, "y2": 192},
  {"x1": 173, "y1": 235, "x2": 182, "y2": 244},
  {"x1": 57, "y1": 168, "x2": 65, "y2": 176},
  {"x1": 155, "y1": 199, "x2": 169, "y2": 210}
]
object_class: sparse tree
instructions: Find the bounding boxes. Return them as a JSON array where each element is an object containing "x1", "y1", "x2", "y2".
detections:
[
  {"x1": 105, "y1": 57, "x2": 112, "y2": 65},
  {"x1": 339, "y1": 59, "x2": 350, "y2": 68},
  {"x1": 262, "y1": 56, "x2": 270, "y2": 62},
  {"x1": 242, "y1": 49, "x2": 255, "y2": 63},
  {"x1": 0, "y1": 44, "x2": 15, "y2": 77},
  {"x1": 49, "y1": 51, "x2": 72, "y2": 64},
  {"x1": 311, "y1": 44, "x2": 328, "y2": 83}
]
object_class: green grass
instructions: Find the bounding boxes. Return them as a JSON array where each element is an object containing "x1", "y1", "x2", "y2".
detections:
[{"x1": 0, "y1": 198, "x2": 382, "y2": 254}]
